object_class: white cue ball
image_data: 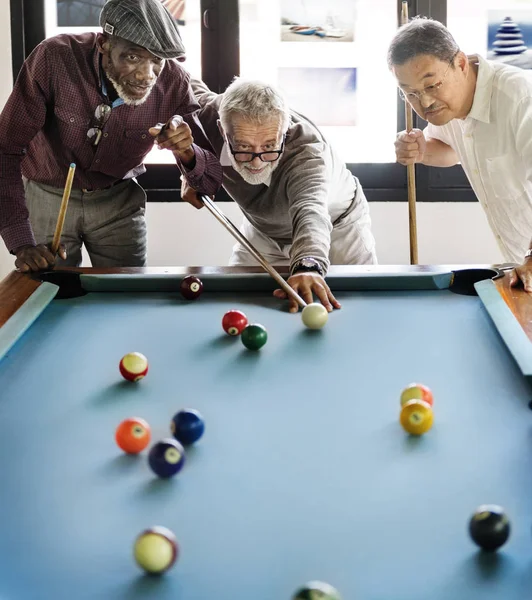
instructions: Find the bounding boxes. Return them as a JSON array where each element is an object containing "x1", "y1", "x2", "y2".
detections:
[{"x1": 301, "y1": 303, "x2": 329, "y2": 329}]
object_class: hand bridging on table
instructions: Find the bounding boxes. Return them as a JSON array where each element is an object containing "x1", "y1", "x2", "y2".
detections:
[
  {"x1": 14, "y1": 243, "x2": 67, "y2": 272},
  {"x1": 149, "y1": 115, "x2": 195, "y2": 167},
  {"x1": 509, "y1": 260, "x2": 532, "y2": 293},
  {"x1": 273, "y1": 272, "x2": 341, "y2": 314},
  {"x1": 395, "y1": 128, "x2": 426, "y2": 166}
]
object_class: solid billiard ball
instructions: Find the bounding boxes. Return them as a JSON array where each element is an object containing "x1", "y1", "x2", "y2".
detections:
[
  {"x1": 119, "y1": 352, "x2": 149, "y2": 382},
  {"x1": 469, "y1": 505, "x2": 510, "y2": 551},
  {"x1": 301, "y1": 303, "x2": 329, "y2": 330},
  {"x1": 292, "y1": 581, "x2": 342, "y2": 600},
  {"x1": 115, "y1": 417, "x2": 151, "y2": 454},
  {"x1": 399, "y1": 399, "x2": 433, "y2": 435},
  {"x1": 222, "y1": 309, "x2": 248, "y2": 336},
  {"x1": 148, "y1": 438, "x2": 186, "y2": 478},
  {"x1": 133, "y1": 526, "x2": 179, "y2": 574},
  {"x1": 400, "y1": 382, "x2": 434, "y2": 407},
  {"x1": 171, "y1": 408, "x2": 205, "y2": 445},
  {"x1": 180, "y1": 275, "x2": 203, "y2": 300},
  {"x1": 241, "y1": 323, "x2": 268, "y2": 350}
]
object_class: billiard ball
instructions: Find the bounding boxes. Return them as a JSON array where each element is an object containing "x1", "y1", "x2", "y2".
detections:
[
  {"x1": 301, "y1": 303, "x2": 329, "y2": 330},
  {"x1": 399, "y1": 399, "x2": 433, "y2": 435},
  {"x1": 133, "y1": 526, "x2": 179, "y2": 574},
  {"x1": 292, "y1": 581, "x2": 342, "y2": 600},
  {"x1": 180, "y1": 275, "x2": 203, "y2": 300},
  {"x1": 222, "y1": 309, "x2": 248, "y2": 336},
  {"x1": 119, "y1": 352, "x2": 149, "y2": 382},
  {"x1": 400, "y1": 382, "x2": 434, "y2": 407},
  {"x1": 171, "y1": 408, "x2": 205, "y2": 445},
  {"x1": 148, "y1": 438, "x2": 186, "y2": 478},
  {"x1": 115, "y1": 417, "x2": 151, "y2": 454},
  {"x1": 469, "y1": 505, "x2": 510, "y2": 551},
  {"x1": 241, "y1": 323, "x2": 268, "y2": 350}
]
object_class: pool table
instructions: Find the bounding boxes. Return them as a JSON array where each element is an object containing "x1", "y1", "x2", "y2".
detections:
[{"x1": 1, "y1": 265, "x2": 532, "y2": 600}]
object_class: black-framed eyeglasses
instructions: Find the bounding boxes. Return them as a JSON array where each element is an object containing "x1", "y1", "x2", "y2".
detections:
[
  {"x1": 227, "y1": 135, "x2": 285, "y2": 163},
  {"x1": 87, "y1": 103, "x2": 112, "y2": 146},
  {"x1": 398, "y1": 51, "x2": 459, "y2": 103}
]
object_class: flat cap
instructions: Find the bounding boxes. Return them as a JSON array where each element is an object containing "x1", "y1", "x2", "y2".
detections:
[{"x1": 99, "y1": 0, "x2": 186, "y2": 60}]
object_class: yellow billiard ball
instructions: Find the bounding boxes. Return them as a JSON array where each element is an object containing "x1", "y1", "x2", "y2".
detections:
[
  {"x1": 400, "y1": 399, "x2": 434, "y2": 435},
  {"x1": 400, "y1": 382, "x2": 433, "y2": 407},
  {"x1": 133, "y1": 526, "x2": 179, "y2": 574}
]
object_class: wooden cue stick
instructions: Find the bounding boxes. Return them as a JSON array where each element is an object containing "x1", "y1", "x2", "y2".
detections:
[
  {"x1": 199, "y1": 194, "x2": 307, "y2": 309},
  {"x1": 51, "y1": 162, "x2": 76, "y2": 254},
  {"x1": 401, "y1": 1, "x2": 419, "y2": 265}
]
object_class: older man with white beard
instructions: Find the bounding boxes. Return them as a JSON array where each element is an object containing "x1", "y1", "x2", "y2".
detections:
[
  {"x1": 182, "y1": 78, "x2": 377, "y2": 313},
  {"x1": 0, "y1": 0, "x2": 222, "y2": 272}
]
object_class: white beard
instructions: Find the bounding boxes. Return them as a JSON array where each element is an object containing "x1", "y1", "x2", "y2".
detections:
[
  {"x1": 106, "y1": 73, "x2": 153, "y2": 107},
  {"x1": 228, "y1": 153, "x2": 280, "y2": 185}
]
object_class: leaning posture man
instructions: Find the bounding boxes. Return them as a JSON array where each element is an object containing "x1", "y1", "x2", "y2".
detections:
[
  {"x1": 183, "y1": 78, "x2": 377, "y2": 313},
  {"x1": 390, "y1": 17, "x2": 532, "y2": 291},
  {"x1": 0, "y1": 0, "x2": 222, "y2": 272}
]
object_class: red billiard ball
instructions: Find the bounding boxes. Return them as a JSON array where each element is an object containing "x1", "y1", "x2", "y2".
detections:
[
  {"x1": 180, "y1": 275, "x2": 203, "y2": 300},
  {"x1": 119, "y1": 352, "x2": 149, "y2": 382},
  {"x1": 115, "y1": 417, "x2": 151, "y2": 454},
  {"x1": 222, "y1": 310, "x2": 248, "y2": 336}
]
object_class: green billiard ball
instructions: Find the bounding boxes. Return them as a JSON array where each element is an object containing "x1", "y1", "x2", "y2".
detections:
[
  {"x1": 292, "y1": 581, "x2": 342, "y2": 599},
  {"x1": 240, "y1": 323, "x2": 268, "y2": 351}
]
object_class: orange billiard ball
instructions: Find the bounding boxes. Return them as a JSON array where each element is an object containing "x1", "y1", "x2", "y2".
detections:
[
  {"x1": 119, "y1": 352, "x2": 149, "y2": 382},
  {"x1": 400, "y1": 399, "x2": 434, "y2": 435},
  {"x1": 400, "y1": 382, "x2": 433, "y2": 407},
  {"x1": 115, "y1": 417, "x2": 151, "y2": 454}
]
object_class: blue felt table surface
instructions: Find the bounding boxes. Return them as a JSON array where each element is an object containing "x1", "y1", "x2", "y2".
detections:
[{"x1": 0, "y1": 290, "x2": 531, "y2": 600}]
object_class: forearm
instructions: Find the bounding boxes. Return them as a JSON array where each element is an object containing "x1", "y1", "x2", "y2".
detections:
[
  {"x1": 422, "y1": 138, "x2": 459, "y2": 168},
  {"x1": 290, "y1": 215, "x2": 332, "y2": 274},
  {"x1": 176, "y1": 144, "x2": 223, "y2": 196}
]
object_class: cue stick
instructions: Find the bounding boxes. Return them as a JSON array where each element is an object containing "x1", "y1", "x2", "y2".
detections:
[
  {"x1": 199, "y1": 194, "x2": 308, "y2": 309},
  {"x1": 401, "y1": 1, "x2": 419, "y2": 265},
  {"x1": 51, "y1": 162, "x2": 76, "y2": 255}
]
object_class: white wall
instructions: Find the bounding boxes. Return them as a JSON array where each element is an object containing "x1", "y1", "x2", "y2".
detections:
[{"x1": 0, "y1": 7, "x2": 504, "y2": 281}]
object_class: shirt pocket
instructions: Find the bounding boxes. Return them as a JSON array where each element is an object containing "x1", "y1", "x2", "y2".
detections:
[
  {"x1": 486, "y1": 155, "x2": 525, "y2": 201},
  {"x1": 122, "y1": 129, "x2": 155, "y2": 161},
  {"x1": 53, "y1": 106, "x2": 90, "y2": 151}
]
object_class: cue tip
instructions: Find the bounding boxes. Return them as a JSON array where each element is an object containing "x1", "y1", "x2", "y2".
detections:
[{"x1": 69, "y1": 163, "x2": 76, "y2": 168}]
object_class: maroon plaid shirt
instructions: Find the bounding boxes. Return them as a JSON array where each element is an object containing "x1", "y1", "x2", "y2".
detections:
[{"x1": 0, "y1": 33, "x2": 223, "y2": 252}]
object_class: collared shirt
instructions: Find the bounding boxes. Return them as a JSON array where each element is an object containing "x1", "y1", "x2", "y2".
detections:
[
  {"x1": 0, "y1": 32, "x2": 222, "y2": 252},
  {"x1": 426, "y1": 54, "x2": 532, "y2": 263}
]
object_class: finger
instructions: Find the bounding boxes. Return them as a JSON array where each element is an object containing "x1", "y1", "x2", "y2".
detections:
[
  {"x1": 313, "y1": 284, "x2": 333, "y2": 312},
  {"x1": 15, "y1": 258, "x2": 30, "y2": 272},
  {"x1": 522, "y1": 275, "x2": 532, "y2": 293},
  {"x1": 167, "y1": 115, "x2": 184, "y2": 130},
  {"x1": 41, "y1": 246, "x2": 57, "y2": 264},
  {"x1": 58, "y1": 244, "x2": 67, "y2": 260},
  {"x1": 273, "y1": 288, "x2": 287, "y2": 300},
  {"x1": 148, "y1": 123, "x2": 165, "y2": 138},
  {"x1": 35, "y1": 254, "x2": 52, "y2": 270},
  {"x1": 326, "y1": 286, "x2": 341, "y2": 309},
  {"x1": 509, "y1": 270, "x2": 518, "y2": 287}
]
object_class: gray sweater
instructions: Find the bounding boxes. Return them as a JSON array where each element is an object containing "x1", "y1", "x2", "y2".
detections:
[{"x1": 192, "y1": 79, "x2": 363, "y2": 271}]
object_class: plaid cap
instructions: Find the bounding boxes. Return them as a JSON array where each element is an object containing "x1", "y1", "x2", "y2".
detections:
[{"x1": 99, "y1": 0, "x2": 186, "y2": 60}]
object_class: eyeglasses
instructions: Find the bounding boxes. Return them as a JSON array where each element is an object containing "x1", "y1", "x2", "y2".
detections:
[
  {"x1": 87, "y1": 103, "x2": 112, "y2": 146},
  {"x1": 398, "y1": 52, "x2": 458, "y2": 103},
  {"x1": 227, "y1": 135, "x2": 285, "y2": 163}
]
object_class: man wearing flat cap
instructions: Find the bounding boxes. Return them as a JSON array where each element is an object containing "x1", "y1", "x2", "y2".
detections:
[{"x1": 0, "y1": 0, "x2": 222, "y2": 272}]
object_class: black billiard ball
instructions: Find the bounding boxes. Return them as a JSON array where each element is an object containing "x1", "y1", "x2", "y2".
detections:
[
  {"x1": 148, "y1": 438, "x2": 186, "y2": 478},
  {"x1": 171, "y1": 409, "x2": 205, "y2": 446},
  {"x1": 468, "y1": 504, "x2": 510, "y2": 551},
  {"x1": 180, "y1": 275, "x2": 203, "y2": 300}
]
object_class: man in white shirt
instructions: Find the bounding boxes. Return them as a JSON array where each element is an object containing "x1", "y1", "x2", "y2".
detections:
[{"x1": 390, "y1": 17, "x2": 532, "y2": 292}]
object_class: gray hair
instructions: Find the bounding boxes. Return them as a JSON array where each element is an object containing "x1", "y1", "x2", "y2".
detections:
[
  {"x1": 219, "y1": 78, "x2": 291, "y2": 134},
  {"x1": 387, "y1": 17, "x2": 460, "y2": 69}
]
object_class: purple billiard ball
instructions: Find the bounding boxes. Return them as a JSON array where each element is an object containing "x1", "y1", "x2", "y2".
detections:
[
  {"x1": 180, "y1": 275, "x2": 203, "y2": 300},
  {"x1": 148, "y1": 438, "x2": 186, "y2": 478},
  {"x1": 171, "y1": 409, "x2": 205, "y2": 446}
]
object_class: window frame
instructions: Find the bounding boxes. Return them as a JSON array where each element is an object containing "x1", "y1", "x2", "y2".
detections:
[{"x1": 9, "y1": 0, "x2": 476, "y2": 203}]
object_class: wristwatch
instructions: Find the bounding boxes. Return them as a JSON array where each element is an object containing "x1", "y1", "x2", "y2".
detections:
[
  {"x1": 291, "y1": 257, "x2": 324, "y2": 277},
  {"x1": 525, "y1": 249, "x2": 532, "y2": 259}
]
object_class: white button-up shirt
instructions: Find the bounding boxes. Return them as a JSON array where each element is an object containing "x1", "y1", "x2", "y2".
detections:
[{"x1": 426, "y1": 54, "x2": 532, "y2": 263}]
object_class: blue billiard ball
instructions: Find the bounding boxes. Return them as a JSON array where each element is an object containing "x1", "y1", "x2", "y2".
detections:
[
  {"x1": 171, "y1": 409, "x2": 205, "y2": 446},
  {"x1": 148, "y1": 438, "x2": 186, "y2": 478}
]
